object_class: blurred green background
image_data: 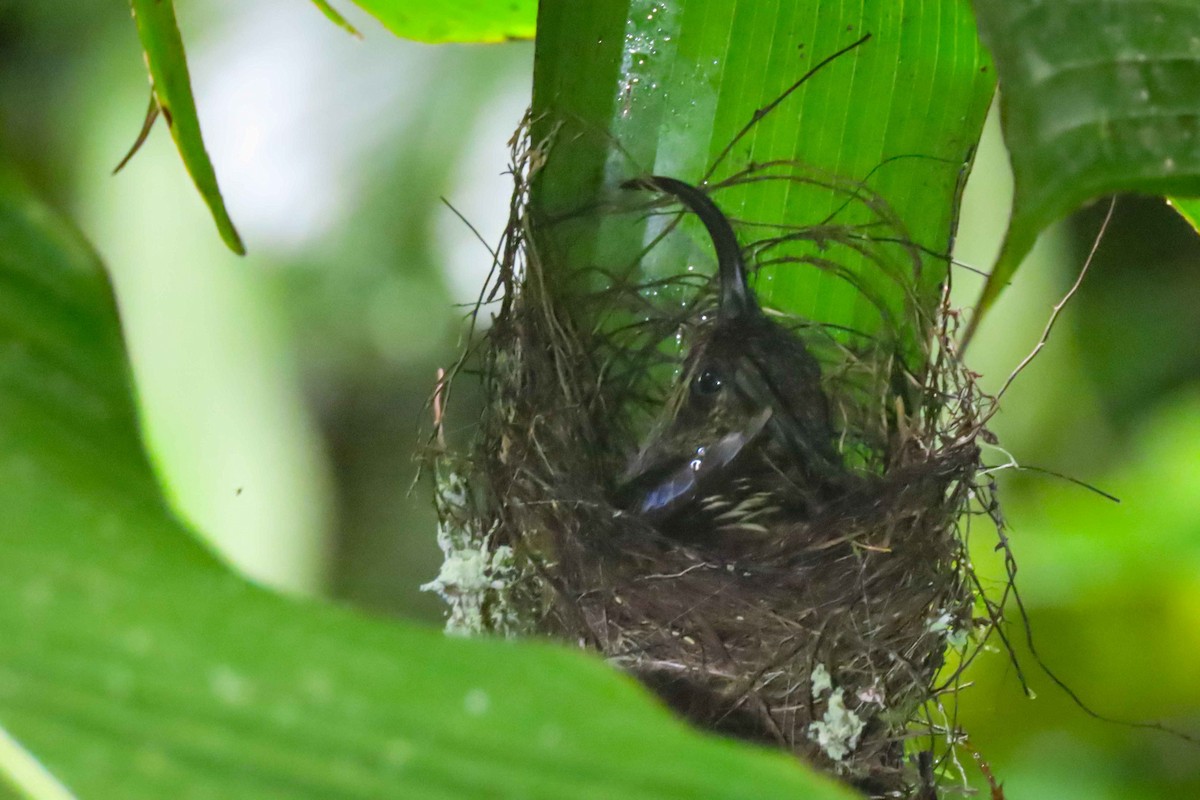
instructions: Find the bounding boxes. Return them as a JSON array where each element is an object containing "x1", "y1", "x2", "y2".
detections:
[{"x1": 2, "y1": 1, "x2": 1197, "y2": 796}]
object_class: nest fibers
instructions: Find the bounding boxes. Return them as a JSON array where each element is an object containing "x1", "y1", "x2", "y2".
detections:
[{"x1": 426, "y1": 129, "x2": 1003, "y2": 797}]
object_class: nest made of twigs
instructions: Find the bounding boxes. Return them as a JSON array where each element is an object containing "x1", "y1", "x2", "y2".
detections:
[{"x1": 425, "y1": 126, "x2": 999, "y2": 798}]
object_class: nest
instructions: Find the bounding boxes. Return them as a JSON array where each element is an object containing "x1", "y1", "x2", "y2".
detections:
[{"x1": 425, "y1": 126, "x2": 1000, "y2": 797}]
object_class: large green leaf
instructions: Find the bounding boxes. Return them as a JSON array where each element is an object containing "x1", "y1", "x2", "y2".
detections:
[
  {"x1": 340, "y1": 0, "x2": 535, "y2": 42},
  {"x1": 128, "y1": 0, "x2": 245, "y2": 255},
  {"x1": 532, "y1": 0, "x2": 994, "y2": 348},
  {"x1": 968, "y1": 0, "x2": 1200, "y2": 333},
  {"x1": 0, "y1": 173, "x2": 852, "y2": 798}
]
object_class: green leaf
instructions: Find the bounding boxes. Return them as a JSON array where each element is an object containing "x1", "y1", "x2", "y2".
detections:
[
  {"x1": 1170, "y1": 197, "x2": 1200, "y2": 234},
  {"x1": 0, "y1": 173, "x2": 852, "y2": 799},
  {"x1": 309, "y1": 0, "x2": 362, "y2": 38},
  {"x1": 968, "y1": 0, "x2": 1200, "y2": 332},
  {"x1": 346, "y1": 0, "x2": 535, "y2": 43},
  {"x1": 0, "y1": 721, "x2": 77, "y2": 800},
  {"x1": 531, "y1": 0, "x2": 994, "y2": 352},
  {"x1": 128, "y1": 0, "x2": 245, "y2": 255}
]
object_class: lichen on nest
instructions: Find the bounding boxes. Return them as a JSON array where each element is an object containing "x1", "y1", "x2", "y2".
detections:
[{"x1": 426, "y1": 124, "x2": 1003, "y2": 798}]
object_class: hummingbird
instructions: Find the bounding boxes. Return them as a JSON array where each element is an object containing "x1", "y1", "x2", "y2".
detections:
[{"x1": 618, "y1": 176, "x2": 844, "y2": 546}]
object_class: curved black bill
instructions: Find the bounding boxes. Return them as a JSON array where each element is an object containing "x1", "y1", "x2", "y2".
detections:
[{"x1": 621, "y1": 175, "x2": 757, "y2": 321}]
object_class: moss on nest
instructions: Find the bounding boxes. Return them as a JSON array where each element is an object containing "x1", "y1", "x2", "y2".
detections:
[{"x1": 426, "y1": 127, "x2": 1000, "y2": 798}]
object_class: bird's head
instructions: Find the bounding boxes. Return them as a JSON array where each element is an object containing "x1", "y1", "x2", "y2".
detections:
[{"x1": 618, "y1": 176, "x2": 839, "y2": 519}]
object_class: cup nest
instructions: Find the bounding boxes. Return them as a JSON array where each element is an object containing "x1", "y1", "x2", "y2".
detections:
[{"x1": 425, "y1": 128, "x2": 1002, "y2": 798}]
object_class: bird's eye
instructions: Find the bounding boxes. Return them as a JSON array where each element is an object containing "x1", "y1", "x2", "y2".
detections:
[{"x1": 693, "y1": 368, "x2": 723, "y2": 396}]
